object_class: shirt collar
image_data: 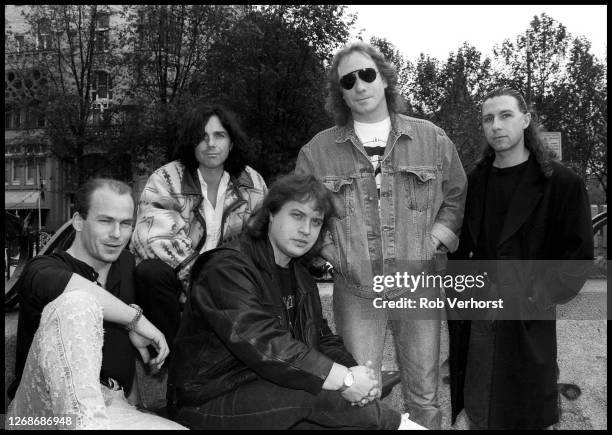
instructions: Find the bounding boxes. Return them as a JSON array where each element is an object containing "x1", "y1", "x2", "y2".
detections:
[{"x1": 334, "y1": 112, "x2": 413, "y2": 144}]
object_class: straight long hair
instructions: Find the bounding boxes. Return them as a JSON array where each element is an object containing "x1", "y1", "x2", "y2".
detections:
[{"x1": 175, "y1": 104, "x2": 248, "y2": 178}]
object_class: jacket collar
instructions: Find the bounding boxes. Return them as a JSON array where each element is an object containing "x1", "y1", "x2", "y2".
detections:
[
  {"x1": 497, "y1": 154, "x2": 545, "y2": 246},
  {"x1": 333, "y1": 112, "x2": 414, "y2": 144},
  {"x1": 466, "y1": 154, "x2": 545, "y2": 247},
  {"x1": 180, "y1": 166, "x2": 254, "y2": 196},
  {"x1": 242, "y1": 234, "x2": 310, "y2": 297}
]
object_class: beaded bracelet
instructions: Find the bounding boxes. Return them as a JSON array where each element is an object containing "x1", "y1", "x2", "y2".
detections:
[{"x1": 125, "y1": 304, "x2": 143, "y2": 332}]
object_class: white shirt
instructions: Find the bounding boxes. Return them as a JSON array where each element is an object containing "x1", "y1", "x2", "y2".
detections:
[{"x1": 197, "y1": 169, "x2": 230, "y2": 253}]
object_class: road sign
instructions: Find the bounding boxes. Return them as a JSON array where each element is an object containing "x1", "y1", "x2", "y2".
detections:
[{"x1": 542, "y1": 132, "x2": 562, "y2": 160}]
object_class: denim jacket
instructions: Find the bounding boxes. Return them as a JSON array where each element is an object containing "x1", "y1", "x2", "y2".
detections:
[{"x1": 296, "y1": 113, "x2": 467, "y2": 299}]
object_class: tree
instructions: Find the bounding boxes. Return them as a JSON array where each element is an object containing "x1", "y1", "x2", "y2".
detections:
[
  {"x1": 406, "y1": 44, "x2": 492, "y2": 171},
  {"x1": 194, "y1": 5, "x2": 355, "y2": 180},
  {"x1": 493, "y1": 13, "x2": 569, "y2": 113},
  {"x1": 369, "y1": 36, "x2": 413, "y2": 103},
  {"x1": 494, "y1": 13, "x2": 607, "y2": 194},
  {"x1": 117, "y1": 5, "x2": 238, "y2": 175},
  {"x1": 407, "y1": 53, "x2": 444, "y2": 119},
  {"x1": 437, "y1": 44, "x2": 492, "y2": 171},
  {"x1": 550, "y1": 37, "x2": 607, "y2": 193},
  {"x1": 5, "y1": 5, "x2": 128, "y2": 185}
]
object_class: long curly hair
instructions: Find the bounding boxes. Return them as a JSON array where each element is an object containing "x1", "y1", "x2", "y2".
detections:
[
  {"x1": 479, "y1": 87, "x2": 556, "y2": 177},
  {"x1": 325, "y1": 42, "x2": 406, "y2": 126}
]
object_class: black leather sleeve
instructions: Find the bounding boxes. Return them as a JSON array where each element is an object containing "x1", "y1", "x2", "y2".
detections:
[{"x1": 190, "y1": 250, "x2": 335, "y2": 394}]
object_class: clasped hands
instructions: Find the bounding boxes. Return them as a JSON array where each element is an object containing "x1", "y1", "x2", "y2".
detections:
[{"x1": 340, "y1": 360, "x2": 380, "y2": 407}]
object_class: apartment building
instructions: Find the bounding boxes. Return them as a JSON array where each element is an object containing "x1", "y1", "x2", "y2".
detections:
[{"x1": 5, "y1": 5, "x2": 125, "y2": 231}]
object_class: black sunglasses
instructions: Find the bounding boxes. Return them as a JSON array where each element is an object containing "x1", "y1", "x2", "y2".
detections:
[{"x1": 339, "y1": 68, "x2": 378, "y2": 90}]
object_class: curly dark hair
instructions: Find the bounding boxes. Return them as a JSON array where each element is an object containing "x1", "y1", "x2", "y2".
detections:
[
  {"x1": 325, "y1": 42, "x2": 407, "y2": 126},
  {"x1": 174, "y1": 104, "x2": 248, "y2": 178},
  {"x1": 479, "y1": 87, "x2": 556, "y2": 177},
  {"x1": 246, "y1": 173, "x2": 336, "y2": 256}
]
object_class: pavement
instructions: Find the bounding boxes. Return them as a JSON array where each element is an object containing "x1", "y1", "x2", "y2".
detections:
[
  {"x1": 317, "y1": 279, "x2": 608, "y2": 430},
  {"x1": 4, "y1": 279, "x2": 607, "y2": 429}
]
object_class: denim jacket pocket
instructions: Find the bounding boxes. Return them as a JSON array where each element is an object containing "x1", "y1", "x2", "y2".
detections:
[
  {"x1": 397, "y1": 166, "x2": 436, "y2": 211},
  {"x1": 322, "y1": 176, "x2": 354, "y2": 220}
]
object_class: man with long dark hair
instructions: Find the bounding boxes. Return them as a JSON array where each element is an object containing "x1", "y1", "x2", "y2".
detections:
[
  {"x1": 447, "y1": 87, "x2": 594, "y2": 429},
  {"x1": 296, "y1": 42, "x2": 467, "y2": 429},
  {"x1": 130, "y1": 104, "x2": 267, "y2": 352},
  {"x1": 167, "y1": 173, "x2": 424, "y2": 429}
]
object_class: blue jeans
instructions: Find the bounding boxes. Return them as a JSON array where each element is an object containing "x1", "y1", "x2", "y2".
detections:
[
  {"x1": 172, "y1": 378, "x2": 401, "y2": 430},
  {"x1": 333, "y1": 287, "x2": 442, "y2": 430}
]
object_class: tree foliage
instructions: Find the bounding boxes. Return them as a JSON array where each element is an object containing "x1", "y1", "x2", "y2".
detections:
[
  {"x1": 550, "y1": 37, "x2": 607, "y2": 192},
  {"x1": 5, "y1": 5, "x2": 127, "y2": 185},
  {"x1": 369, "y1": 36, "x2": 413, "y2": 101},
  {"x1": 7, "y1": 7, "x2": 605, "y2": 196},
  {"x1": 402, "y1": 13, "x2": 605, "y2": 192},
  {"x1": 192, "y1": 5, "x2": 354, "y2": 180},
  {"x1": 407, "y1": 44, "x2": 492, "y2": 171},
  {"x1": 116, "y1": 5, "x2": 238, "y2": 173},
  {"x1": 492, "y1": 13, "x2": 606, "y2": 193}
]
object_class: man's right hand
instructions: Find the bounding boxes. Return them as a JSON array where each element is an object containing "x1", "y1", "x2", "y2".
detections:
[{"x1": 340, "y1": 365, "x2": 379, "y2": 404}]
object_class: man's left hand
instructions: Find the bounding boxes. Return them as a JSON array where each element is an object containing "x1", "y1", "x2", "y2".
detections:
[{"x1": 129, "y1": 329, "x2": 166, "y2": 373}]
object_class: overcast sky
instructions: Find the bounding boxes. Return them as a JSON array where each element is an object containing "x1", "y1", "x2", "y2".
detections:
[{"x1": 346, "y1": 5, "x2": 607, "y2": 62}]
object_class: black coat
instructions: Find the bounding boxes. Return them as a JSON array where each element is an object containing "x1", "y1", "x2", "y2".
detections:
[
  {"x1": 167, "y1": 233, "x2": 357, "y2": 408},
  {"x1": 447, "y1": 155, "x2": 594, "y2": 429}
]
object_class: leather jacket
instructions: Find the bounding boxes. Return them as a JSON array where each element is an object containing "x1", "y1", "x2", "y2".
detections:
[{"x1": 167, "y1": 233, "x2": 357, "y2": 408}]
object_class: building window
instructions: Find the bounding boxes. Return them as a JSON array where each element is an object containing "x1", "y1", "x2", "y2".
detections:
[
  {"x1": 161, "y1": 8, "x2": 180, "y2": 54},
  {"x1": 37, "y1": 18, "x2": 53, "y2": 51},
  {"x1": 6, "y1": 109, "x2": 22, "y2": 129},
  {"x1": 24, "y1": 107, "x2": 46, "y2": 128},
  {"x1": 38, "y1": 159, "x2": 46, "y2": 185},
  {"x1": 25, "y1": 159, "x2": 35, "y2": 185},
  {"x1": 95, "y1": 31, "x2": 109, "y2": 52},
  {"x1": 97, "y1": 12, "x2": 110, "y2": 28},
  {"x1": 95, "y1": 12, "x2": 110, "y2": 52},
  {"x1": 37, "y1": 111, "x2": 46, "y2": 128},
  {"x1": 5, "y1": 161, "x2": 10, "y2": 186},
  {"x1": 11, "y1": 160, "x2": 23, "y2": 185},
  {"x1": 92, "y1": 70, "x2": 113, "y2": 100},
  {"x1": 15, "y1": 35, "x2": 25, "y2": 53}
]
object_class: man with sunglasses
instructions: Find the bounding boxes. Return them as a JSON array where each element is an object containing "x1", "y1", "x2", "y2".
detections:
[{"x1": 296, "y1": 42, "x2": 467, "y2": 430}]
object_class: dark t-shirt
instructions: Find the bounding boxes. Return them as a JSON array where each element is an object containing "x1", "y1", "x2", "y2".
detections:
[
  {"x1": 8, "y1": 250, "x2": 136, "y2": 399},
  {"x1": 276, "y1": 264, "x2": 297, "y2": 331},
  {"x1": 478, "y1": 159, "x2": 529, "y2": 264}
]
